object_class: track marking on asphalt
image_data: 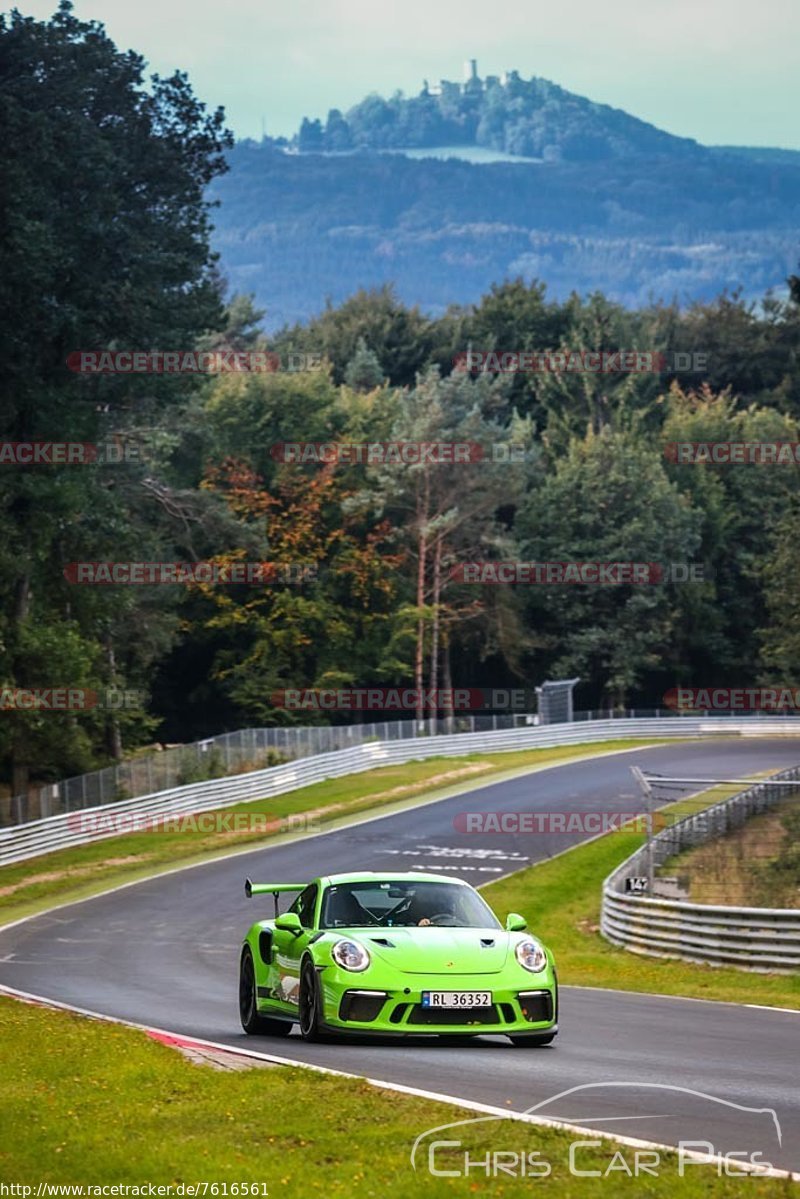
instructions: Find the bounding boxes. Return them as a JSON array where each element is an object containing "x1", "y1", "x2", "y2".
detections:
[
  {"x1": 380, "y1": 845, "x2": 528, "y2": 860},
  {"x1": 743, "y1": 1004, "x2": 800, "y2": 1014},
  {"x1": 408, "y1": 864, "x2": 504, "y2": 872},
  {"x1": 0, "y1": 980, "x2": 796, "y2": 1183},
  {"x1": 561, "y1": 983, "x2": 800, "y2": 1013},
  {"x1": 0, "y1": 744, "x2": 795, "y2": 1019},
  {"x1": 0, "y1": 741, "x2": 669, "y2": 940},
  {"x1": 381, "y1": 843, "x2": 530, "y2": 875}
]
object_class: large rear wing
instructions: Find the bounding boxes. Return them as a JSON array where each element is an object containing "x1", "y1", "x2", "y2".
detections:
[{"x1": 244, "y1": 877, "x2": 307, "y2": 915}]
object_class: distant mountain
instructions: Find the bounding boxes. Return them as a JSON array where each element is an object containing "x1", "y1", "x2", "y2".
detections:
[
  {"x1": 709, "y1": 145, "x2": 800, "y2": 165},
  {"x1": 292, "y1": 62, "x2": 704, "y2": 162},
  {"x1": 208, "y1": 69, "x2": 800, "y2": 328}
]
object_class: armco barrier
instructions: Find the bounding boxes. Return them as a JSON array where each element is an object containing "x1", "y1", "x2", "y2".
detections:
[
  {"x1": 2, "y1": 717, "x2": 800, "y2": 869},
  {"x1": 3, "y1": 715, "x2": 541, "y2": 827},
  {"x1": 601, "y1": 764, "x2": 800, "y2": 972},
  {"x1": 2, "y1": 707, "x2": 792, "y2": 827}
]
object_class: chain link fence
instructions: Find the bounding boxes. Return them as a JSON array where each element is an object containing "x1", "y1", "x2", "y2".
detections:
[
  {"x1": 5, "y1": 716, "x2": 800, "y2": 868},
  {"x1": 4, "y1": 704, "x2": 800, "y2": 830},
  {"x1": 601, "y1": 765, "x2": 800, "y2": 971},
  {"x1": 0, "y1": 713, "x2": 542, "y2": 827}
]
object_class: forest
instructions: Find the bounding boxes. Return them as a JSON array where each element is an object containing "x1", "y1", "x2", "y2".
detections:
[
  {"x1": 294, "y1": 68, "x2": 705, "y2": 160},
  {"x1": 3, "y1": 5, "x2": 800, "y2": 799},
  {"x1": 211, "y1": 139, "x2": 800, "y2": 323}
]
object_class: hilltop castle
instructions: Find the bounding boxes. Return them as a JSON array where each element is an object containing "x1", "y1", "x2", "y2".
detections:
[{"x1": 422, "y1": 61, "x2": 521, "y2": 98}]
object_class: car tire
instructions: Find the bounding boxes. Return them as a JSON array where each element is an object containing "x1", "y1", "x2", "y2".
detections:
[
  {"x1": 239, "y1": 947, "x2": 292, "y2": 1036},
  {"x1": 299, "y1": 959, "x2": 324, "y2": 1042},
  {"x1": 508, "y1": 1033, "x2": 556, "y2": 1047}
]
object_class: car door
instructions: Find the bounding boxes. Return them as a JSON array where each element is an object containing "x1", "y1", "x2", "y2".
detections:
[{"x1": 271, "y1": 883, "x2": 318, "y2": 1009}]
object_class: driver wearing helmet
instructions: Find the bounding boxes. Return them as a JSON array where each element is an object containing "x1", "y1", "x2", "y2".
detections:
[{"x1": 411, "y1": 887, "x2": 458, "y2": 926}]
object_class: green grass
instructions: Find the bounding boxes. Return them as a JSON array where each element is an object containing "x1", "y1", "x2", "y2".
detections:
[
  {"x1": 0, "y1": 995, "x2": 794, "y2": 1196},
  {"x1": 482, "y1": 787, "x2": 800, "y2": 1009},
  {"x1": 5, "y1": 737, "x2": 796, "y2": 1010},
  {"x1": 2, "y1": 751, "x2": 797, "y2": 1191},
  {"x1": 0, "y1": 739, "x2": 670, "y2": 927},
  {"x1": 656, "y1": 800, "x2": 800, "y2": 908}
]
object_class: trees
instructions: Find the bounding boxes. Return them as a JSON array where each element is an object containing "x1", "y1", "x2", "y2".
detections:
[
  {"x1": 4, "y1": 8, "x2": 800, "y2": 789},
  {"x1": 759, "y1": 502, "x2": 800, "y2": 680},
  {"x1": 364, "y1": 369, "x2": 534, "y2": 724},
  {"x1": 273, "y1": 285, "x2": 435, "y2": 386},
  {"x1": 344, "y1": 338, "x2": 385, "y2": 392},
  {"x1": 516, "y1": 428, "x2": 702, "y2": 707},
  {"x1": 303, "y1": 69, "x2": 702, "y2": 160},
  {"x1": 0, "y1": 2, "x2": 231, "y2": 791},
  {"x1": 188, "y1": 377, "x2": 405, "y2": 725},
  {"x1": 324, "y1": 109, "x2": 353, "y2": 152},
  {"x1": 210, "y1": 138, "x2": 800, "y2": 325},
  {"x1": 662, "y1": 385, "x2": 800, "y2": 684}
]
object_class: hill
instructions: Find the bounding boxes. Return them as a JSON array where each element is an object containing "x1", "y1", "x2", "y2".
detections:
[
  {"x1": 209, "y1": 139, "x2": 800, "y2": 328},
  {"x1": 208, "y1": 65, "x2": 800, "y2": 327},
  {"x1": 292, "y1": 63, "x2": 704, "y2": 162}
]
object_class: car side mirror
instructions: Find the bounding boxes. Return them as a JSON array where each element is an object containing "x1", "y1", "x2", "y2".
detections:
[
  {"x1": 505, "y1": 912, "x2": 527, "y2": 932},
  {"x1": 275, "y1": 912, "x2": 303, "y2": 935}
]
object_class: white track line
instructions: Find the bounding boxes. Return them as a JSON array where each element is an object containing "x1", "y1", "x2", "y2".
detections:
[
  {"x1": 0, "y1": 741, "x2": 665, "y2": 937},
  {"x1": 0, "y1": 981, "x2": 797, "y2": 1183},
  {"x1": 562, "y1": 983, "x2": 800, "y2": 1015},
  {"x1": 2, "y1": 740, "x2": 797, "y2": 1178}
]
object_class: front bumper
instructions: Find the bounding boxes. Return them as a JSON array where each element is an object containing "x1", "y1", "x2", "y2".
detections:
[{"x1": 320, "y1": 972, "x2": 558, "y2": 1036}]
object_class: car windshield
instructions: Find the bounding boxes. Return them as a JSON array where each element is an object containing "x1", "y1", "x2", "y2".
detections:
[{"x1": 320, "y1": 880, "x2": 501, "y2": 929}]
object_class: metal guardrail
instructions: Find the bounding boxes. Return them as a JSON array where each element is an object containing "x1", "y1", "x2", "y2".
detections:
[
  {"x1": 2, "y1": 715, "x2": 800, "y2": 869},
  {"x1": 1, "y1": 714, "x2": 545, "y2": 828},
  {"x1": 601, "y1": 765, "x2": 800, "y2": 972},
  {"x1": 5, "y1": 706, "x2": 796, "y2": 829}
]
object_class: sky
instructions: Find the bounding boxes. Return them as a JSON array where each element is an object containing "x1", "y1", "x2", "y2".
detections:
[{"x1": 15, "y1": 0, "x2": 800, "y2": 148}]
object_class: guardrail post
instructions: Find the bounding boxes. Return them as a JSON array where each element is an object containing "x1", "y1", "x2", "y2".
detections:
[{"x1": 605, "y1": 762, "x2": 800, "y2": 971}]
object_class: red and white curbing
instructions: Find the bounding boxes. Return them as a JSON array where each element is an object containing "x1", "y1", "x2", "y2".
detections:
[{"x1": 0, "y1": 982, "x2": 798, "y2": 1183}]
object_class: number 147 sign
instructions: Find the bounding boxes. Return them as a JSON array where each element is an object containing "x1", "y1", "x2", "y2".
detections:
[{"x1": 625, "y1": 876, "x2": 649, "y2": 893}]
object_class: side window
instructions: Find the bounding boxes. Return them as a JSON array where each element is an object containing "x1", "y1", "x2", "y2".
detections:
[{"x1": 292, "y1": 884, "x2": 318, "y2": 930}]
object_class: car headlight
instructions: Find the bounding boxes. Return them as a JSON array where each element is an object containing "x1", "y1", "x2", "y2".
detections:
[
  {"x1": 331, "y1": 939, "x2": 371, "y2": 972},
  {"x1": 515, "y1": 938, "x2": 547, "y2": 973}
]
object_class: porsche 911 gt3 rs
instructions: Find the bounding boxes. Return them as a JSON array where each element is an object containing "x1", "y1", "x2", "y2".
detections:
[{"x1": 238, "y1": 871, "x2": 558, "y2": 1045}]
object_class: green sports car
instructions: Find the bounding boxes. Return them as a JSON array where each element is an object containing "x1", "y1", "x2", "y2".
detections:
[{"x1": 238, "y1": 871, "x2": 558, "y2": 1045}]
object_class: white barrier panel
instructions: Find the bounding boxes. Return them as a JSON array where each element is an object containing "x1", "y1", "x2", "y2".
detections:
[
  {"x1": 601, "y1": 764, "x2": 800, "y2": 972},
  {"x1": 2, "y1": 717, "x2": 800, "y2": 868}
]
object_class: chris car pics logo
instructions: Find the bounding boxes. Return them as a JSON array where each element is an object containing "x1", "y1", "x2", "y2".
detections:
[{"x1": 411, "y1": 1083, "x2": 782, "y2": 1179}]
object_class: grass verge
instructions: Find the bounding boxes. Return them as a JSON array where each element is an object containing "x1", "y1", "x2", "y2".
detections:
[
  {"x1": 482, "y1": 787, "x2": 800, "y2": 1010},
  {"x1": 0, "y1": 995, "x2": 794, "y2": 1196},
  {"x1": 657, "y1": 800, "x2": 800, "y2": 907},
  {"x1": 0, "y1": 739, "x2": 669, "y2": 927}
]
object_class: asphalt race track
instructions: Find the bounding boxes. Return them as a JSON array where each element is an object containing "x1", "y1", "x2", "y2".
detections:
[{"x1": 2, "y1": 739, "x2": 799, "y2": 1171}]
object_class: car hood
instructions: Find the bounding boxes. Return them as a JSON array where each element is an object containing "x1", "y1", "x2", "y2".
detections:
[{"x1": 356, "y1": 927, "x2": 511, "y2": 974}]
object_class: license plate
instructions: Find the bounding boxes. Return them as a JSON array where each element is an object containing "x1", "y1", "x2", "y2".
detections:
[{"x1": 421, "y1": 991, "x2": 492, "y2": 1008}]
